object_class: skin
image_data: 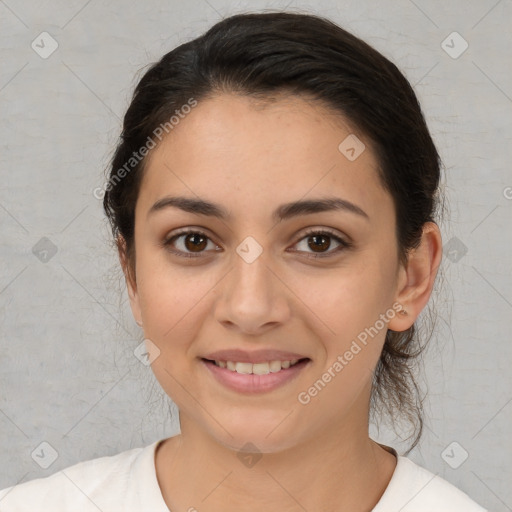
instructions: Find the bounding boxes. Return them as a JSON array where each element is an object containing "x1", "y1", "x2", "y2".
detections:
[{"x1": 119, "y1": 93, "x2": 442, "y2": 511}]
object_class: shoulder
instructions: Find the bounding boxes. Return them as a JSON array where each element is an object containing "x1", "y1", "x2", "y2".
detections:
[
  {"x1": 373, "y1": 454, "x2": 488, "y2": 512},
  {"x1": 0, "y1": 441, "x2": 164, "y2": 512}
]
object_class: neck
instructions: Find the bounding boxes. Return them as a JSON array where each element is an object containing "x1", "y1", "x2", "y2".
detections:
[{"x1": 155, "y1": 411, "x2": 397, "y2": 512}]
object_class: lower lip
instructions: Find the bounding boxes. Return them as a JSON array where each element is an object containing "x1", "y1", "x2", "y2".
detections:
[{"x1": 202, "y1": 359, "x2": 310, "y2": 394}]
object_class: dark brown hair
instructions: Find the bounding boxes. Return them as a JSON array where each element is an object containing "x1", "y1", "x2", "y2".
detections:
[{"x1": 103, "y1": 11, "x2": 442, "y2": 452}]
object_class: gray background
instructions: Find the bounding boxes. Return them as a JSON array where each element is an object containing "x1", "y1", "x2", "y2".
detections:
[{"x1": 1, "y1": 0, "x2": 511, "y2": 510}]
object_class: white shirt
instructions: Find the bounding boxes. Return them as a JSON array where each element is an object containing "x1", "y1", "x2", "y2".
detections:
[{"x1": 0, "y1": 439, "x2": 488, "y2": 511}]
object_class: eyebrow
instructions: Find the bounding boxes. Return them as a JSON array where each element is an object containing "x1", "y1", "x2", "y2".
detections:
[{"x1": 147, "y1": 195, "x2": 369, "y2": 222}]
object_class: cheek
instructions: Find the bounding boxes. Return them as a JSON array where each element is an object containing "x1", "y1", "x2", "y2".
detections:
[
  {"x1": 135, "y1": 247, "x2": 213, "y2": 336},
  {"x1": 136, "y1": 261, "x2": 213, "y2": 405},
  {"x1": 293, "y1": 265, "x2": 395, "y2": 416},
  {"x1": 296, "y1": 256, "x2": 397, "y2": 340}
]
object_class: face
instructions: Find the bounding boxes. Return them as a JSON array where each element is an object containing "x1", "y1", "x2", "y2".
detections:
[{"x1": 124, "y1": 93, "x2": 406, "y2": 453}]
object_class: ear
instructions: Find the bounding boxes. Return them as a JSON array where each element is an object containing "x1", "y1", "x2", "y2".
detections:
[
  {"x1": 388, "y1": 222, "x2": 442, "y2": 332},
  {"x1": 117, "y1": 235, "x2": 143, "y2": 328}
]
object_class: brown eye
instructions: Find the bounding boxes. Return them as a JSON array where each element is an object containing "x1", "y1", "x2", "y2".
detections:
[
  {"x1": 293, "y1": 229, "x2": 351, "y2": 258},
  {"x1": 307, "y1": 233, "x2": 331, "y2": 253},
  {"x1": 183, "y1": 232, "x2": 208, "y2": 252},
  {"x1": 163, "y1": 230, "x2": 219, "y2": 258}
]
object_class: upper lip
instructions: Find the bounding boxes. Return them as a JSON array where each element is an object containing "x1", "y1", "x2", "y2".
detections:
[{"x1": 203, "y1": 349, "x2": 309, "y2": 364}]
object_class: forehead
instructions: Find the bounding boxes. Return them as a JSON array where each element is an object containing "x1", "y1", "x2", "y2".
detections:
[{"x1": 136, "y1": 93, "x2": 392, "y2": 224}]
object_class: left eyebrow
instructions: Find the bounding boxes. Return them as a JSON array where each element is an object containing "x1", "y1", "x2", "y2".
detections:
[
  {"x1": 147, "y1": 195, "x2": 369, "y2": 222},
  {"x1": 275, "y1": 197, "x2": 369, "y2": 222}
]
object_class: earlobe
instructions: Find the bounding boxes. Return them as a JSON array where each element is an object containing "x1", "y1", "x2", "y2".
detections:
[{"x1": 388, "y1": 222, "x2": 443, "y2": 332}]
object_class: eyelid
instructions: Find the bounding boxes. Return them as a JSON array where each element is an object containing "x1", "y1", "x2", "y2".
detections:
[
  {"x1": 163, "y1": 226, "x2": 217, "y2": 243},
  {"x1": 299, "y1": 226, "x2": 350, "y2": 244}
]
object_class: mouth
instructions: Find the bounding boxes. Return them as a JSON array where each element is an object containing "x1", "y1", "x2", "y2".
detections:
[{"x1": 201, "y1": 357, "x2": 311, "y2": 394}]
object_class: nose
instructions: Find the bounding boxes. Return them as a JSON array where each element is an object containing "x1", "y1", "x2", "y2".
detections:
[{"x1": 213, "y1": 248, "x2": 291, "y2": 336}]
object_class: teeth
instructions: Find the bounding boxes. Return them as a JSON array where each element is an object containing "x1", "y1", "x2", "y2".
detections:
[
  {"x1": 269, "y1": 360, "x2": 282, "y2": 373},
  {"x1": 213, "y1": 359, "x2": 302, "y2": 374},
  {"x1": 235, "y1": 362, "x2": 253, "y2": 374}
]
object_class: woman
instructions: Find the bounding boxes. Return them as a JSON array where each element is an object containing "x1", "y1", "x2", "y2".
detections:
[{"x1": 0, "y1": 11, "x2": 487, "y2": 511}]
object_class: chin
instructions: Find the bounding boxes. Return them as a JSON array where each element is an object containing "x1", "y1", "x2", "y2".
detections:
[{"x1": 206, "y1": 409, "x2": 305, "y2": 454}]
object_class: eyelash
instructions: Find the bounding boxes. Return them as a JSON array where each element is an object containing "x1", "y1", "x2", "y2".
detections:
[{"x1": 162, "y1": 228, "x2": 352, "y2": 259}]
